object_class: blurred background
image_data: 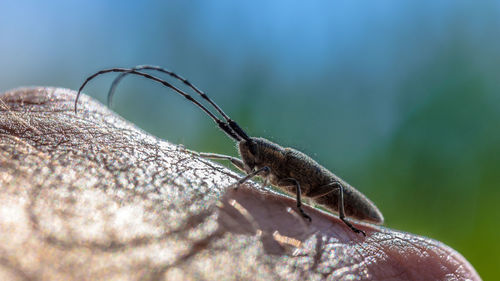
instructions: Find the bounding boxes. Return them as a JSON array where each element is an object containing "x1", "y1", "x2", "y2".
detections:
[{"x1": 1, "y1": 0, "x2": 499, "y2": 278}]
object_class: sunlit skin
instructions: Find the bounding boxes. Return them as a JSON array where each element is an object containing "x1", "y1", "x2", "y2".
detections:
[{"x1": 0, "y1": 87, "x2": 480, "y2": 280}]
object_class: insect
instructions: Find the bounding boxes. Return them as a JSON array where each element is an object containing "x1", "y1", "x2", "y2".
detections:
[{"x1": 74, "y1": 65, "x2": 384, "y2": 236}]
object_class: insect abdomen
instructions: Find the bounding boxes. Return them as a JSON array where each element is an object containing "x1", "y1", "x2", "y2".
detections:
[
  {"x1": 283, "y1": 148, "x2": 384, "y2": 224},
  {"x1": 315, "y1": 179, "x2": 384, "y2": 224}
]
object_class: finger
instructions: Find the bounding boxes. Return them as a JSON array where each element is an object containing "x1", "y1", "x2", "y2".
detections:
[
  {"x1": 0, "y1": 87, "x2": 480, "y2": 281},
  {"x1": 219, "y1": 187, "x2": 480, "y2": 280}
]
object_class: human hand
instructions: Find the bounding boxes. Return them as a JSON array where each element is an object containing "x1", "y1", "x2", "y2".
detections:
[{"x1": 0, "y1": 87, "x2": 480, "y2": 280}]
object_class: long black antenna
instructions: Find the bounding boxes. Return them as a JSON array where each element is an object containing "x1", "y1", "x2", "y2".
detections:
[
  {"x1": 106, "y1": 65, "x2": 250, "y2": 141},
  {"x1": 74, "y1": 68, "x2": 247, "y2": 142}
]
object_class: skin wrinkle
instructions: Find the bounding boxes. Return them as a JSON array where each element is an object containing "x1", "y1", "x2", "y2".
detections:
[
  {"x1": 369, "y1": 239, "x2": 411, "y2": 279},
  {"x1": 0, "y1": 253, "x2": 36, "y2": 281},
  {"x1": 0, "y1": 87, "x2": 481, "y2": 281},
  {"x1": 359, "y1": 240, "x2": 391, "y2": 278},
  {"x1": 0, "y1": 99, "x2": 42, "y2": 136},
  {"x1": 379, "y1": 235, "x2": 451, "y2": 280}
]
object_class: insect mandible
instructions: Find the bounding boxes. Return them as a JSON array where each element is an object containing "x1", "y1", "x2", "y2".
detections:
[{"x1": 74, "y1": 65, "x2": 384, "y2": 236}]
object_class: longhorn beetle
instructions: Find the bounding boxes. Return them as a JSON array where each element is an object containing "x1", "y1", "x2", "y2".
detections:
[{"x1": 74, "y1": 65, "x2": 384, "y2": 236}]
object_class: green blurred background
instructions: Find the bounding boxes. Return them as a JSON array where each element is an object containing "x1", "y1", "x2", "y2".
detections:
[{"x1": 1, "y1": 1, "x2": 499, "y2": 278}]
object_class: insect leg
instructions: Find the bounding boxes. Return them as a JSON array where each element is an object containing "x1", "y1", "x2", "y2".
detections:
[
  {"x1": 306, "y1": 182, "x2": 366, "y2": 236},
  {"x1": 335, "y1": 183, "x2": 366, "y2": 236},
  {"x1": 233, "y1": 166, "x2": 270, "y2": 189},
  {"x1": 279, "y1": 178, "x2": 312, "y2": 222},
  {"x1": 196, "y1": 152, "x2": 246, "y2": 172},
  {"x1": 306, "y1": 182, "x2": 338, "y2": 199}
]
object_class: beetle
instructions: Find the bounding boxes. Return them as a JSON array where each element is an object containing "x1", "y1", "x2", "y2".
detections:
[{"x1": 74, "y1": 65, "x2": 384, "y2": 236}]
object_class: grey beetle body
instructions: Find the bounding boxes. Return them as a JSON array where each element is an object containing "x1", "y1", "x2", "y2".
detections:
[{"x1": 239, "y1": 137, "x2": 383, "y2": 225}]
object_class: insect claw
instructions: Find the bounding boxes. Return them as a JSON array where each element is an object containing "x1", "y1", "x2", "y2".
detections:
[
  {"x1": 353, "y1": 228, "x2": 366, "y2": 237},
  {"x1": 341, "y1": 217, "x2": 366, "y2": 236},
  {"x1": 299, "y1": 209, "x2": 312, "y2": 222}
]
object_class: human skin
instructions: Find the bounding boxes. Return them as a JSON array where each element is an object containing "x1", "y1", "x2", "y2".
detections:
[{"x1": 0, "y1": 87, "x2": 480, "y2": 281}]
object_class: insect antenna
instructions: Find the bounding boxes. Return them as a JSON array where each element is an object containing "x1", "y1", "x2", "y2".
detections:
[
  {"x1": 74, "y1": 68, "x2": 245, "y2": 142},
  {"x1": 106, "y1": 65, "x2": 251, "y2": 142}
]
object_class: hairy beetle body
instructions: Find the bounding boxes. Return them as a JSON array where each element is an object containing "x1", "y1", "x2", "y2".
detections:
[{"x1": 239, "y1": 137, "x2": 383, "y2": 224}]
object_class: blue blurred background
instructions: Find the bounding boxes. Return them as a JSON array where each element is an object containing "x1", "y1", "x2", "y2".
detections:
[{"x1": 1, "y1": 1, "x2": 499, "y2": 278}]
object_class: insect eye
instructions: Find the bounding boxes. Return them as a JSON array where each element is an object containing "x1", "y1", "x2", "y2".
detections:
[{"x1": 248, "y1": 141, "x2": 257, "y2": 155}]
